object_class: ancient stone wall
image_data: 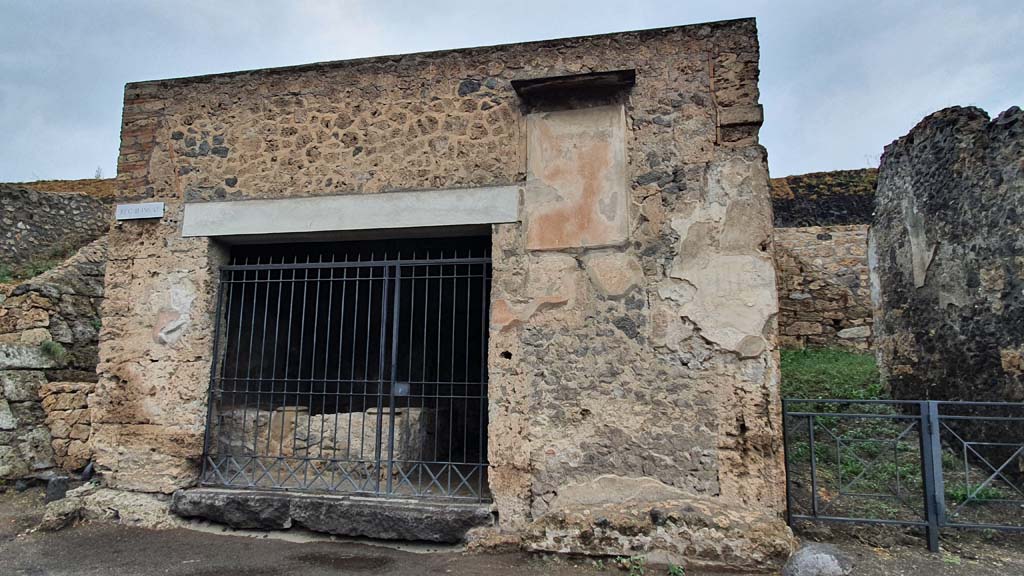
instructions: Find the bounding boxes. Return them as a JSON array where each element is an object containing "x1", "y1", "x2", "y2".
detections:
[
  {"x1": 771, "y1": 168, "x2": 876, "y2": 228},
  {"x1": 98, "y1": 19, "x2": 793, "y2": 568},
  {"x1": 1, "y1": 185, "x2": 110, "y2": 272},
  {"x1": 775, "y1": 225, "x2": 872, "y2": 350},
  {"x1": 0, "y1": 238, "x2": 105, "y2": 480},
  {"x1": 871, "y1": 106, "x2": 1023, "y2": 401},
  {"x1": 6, "y1": 178, "x2": 121, "y2": 201}
]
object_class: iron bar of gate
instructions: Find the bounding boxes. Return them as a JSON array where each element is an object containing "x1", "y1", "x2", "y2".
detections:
[{"x1": 783, "y1": 398, "x2": 1024, "y2": 552}]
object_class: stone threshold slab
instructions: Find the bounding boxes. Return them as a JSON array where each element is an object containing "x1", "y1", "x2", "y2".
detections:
[{"x1": 171, "y1": 488, "x2": 494, "y2": 543}]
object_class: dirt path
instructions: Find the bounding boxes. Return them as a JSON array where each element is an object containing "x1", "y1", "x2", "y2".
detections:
[{"x1": 3, "y1": 486, "x2": 1024, "y2": 575}]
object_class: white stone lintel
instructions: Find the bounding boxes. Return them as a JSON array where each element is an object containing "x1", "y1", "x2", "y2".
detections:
[{"x1": 181, "y1": 185, "x2": 521, "y2": 238}]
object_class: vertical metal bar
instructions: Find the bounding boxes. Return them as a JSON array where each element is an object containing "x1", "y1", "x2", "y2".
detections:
[
  {"x1": 266, "y1": 261, "x2": 284, "y2": 456},
  {"x1": 386, "y1": 264, "x2": 402, "y2": 495},
  {"x1": 333, "y1": 254, "x2": 349, "y2": 490},
  {"x1": 303, "y1": 255, "x2": 323, "y2": 488},
  {"x1": 253, "y1": 260, "x2": 273, "y2": 480},
  {"x1": 808, "y1": 414, "x2": 819, "y2": 517},
  {"x1": 278, "y1": 258, "x2": 298, "y2": 477},
  {"x1": 350, "y1": 255, "x2": 363, "y2": 466},
  {"x1": 434, "y1": 253, "x2": 443, "y2": 483},
  {"x1": 406, "y1": 256, "x2": 418, "y2": 494},
  {"x1": 920, "y1": 400, "x2": 944, "y2": 552},
  {"x1": 201, "y1": 269, "x2": 229, "y2": 481},
  {"x1": 317, "y1": 256, "x2": 335, "y2": 480},
  {"x1": 243, "y1": 258, "x2": 262, "y2": 485},
  {"x1": 373, "y1": 256, "x2": 390, "y2": 494},
  {"x1": 293, "y1": 255, "x2": 310, "y2": 484},
  {"x1": 479, "y1": 262, "x2": 488, "y2": 501},
  {"x1": 463, "y1": 260, "x2": 471, "y2": 470},
  {"x1": 446, "y1": 251, "x2": 454, "y2": 494},
  {"x1": 228, "y1": 259, "x2": 248, "y2": 483},
  {"x1": 781, "y1": 398, "x2": 794, "y2": 527},
  {"x1": 421, "y1": 256, "x2": 430, "y2": 493}
]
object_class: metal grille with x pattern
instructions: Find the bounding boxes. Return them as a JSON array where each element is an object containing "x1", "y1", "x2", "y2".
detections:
[{"x1": 201, "y1": 236, "x2": 492, "y2": 501}]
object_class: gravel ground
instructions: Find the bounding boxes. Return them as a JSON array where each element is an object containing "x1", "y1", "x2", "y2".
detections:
[{"x1": 3, "y1": 485, "x2": 1024, "y2": 575}]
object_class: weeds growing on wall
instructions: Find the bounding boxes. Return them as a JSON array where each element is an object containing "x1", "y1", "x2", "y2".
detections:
[
  {"x1": 39, "y1": 340, "x2": 69, "y2": 364},
  {"x1": 1, "y1": 244, "x2": 77, "y2": 283}
]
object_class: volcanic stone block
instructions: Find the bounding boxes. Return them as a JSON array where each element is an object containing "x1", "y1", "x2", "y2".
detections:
[{"x1": 171, "y1": 488, "x2": 493, "y2": 542}]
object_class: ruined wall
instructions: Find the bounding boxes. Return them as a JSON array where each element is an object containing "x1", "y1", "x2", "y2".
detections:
[
  {"x1": 771, "y1": 169, "x2": 876, "y2": 228},
  {"x1": 775, "y1": 225, "x2": 872, "y2": 350},
  {"x1": 0, "y1": 238, "x2": 106, "y2": 479},
  {"x1": 871, "y1": 106, "x2": 1024, "y2": 401},
  {"x1": 98, "y1": 19, "x2": 792, "y2": 568},
  {"x1": 6, "y1": 178, "x2": 121, "y2": 201},
  {"x1": 1, "y1": 185, "x2": 110, "y2": 271}
]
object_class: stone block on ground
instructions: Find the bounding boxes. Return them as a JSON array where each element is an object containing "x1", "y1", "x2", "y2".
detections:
[
  {"x1": 782, "y1": 542, "x2": 853, "y2": 576},
  {"x1": 171, "y1": 488, "x2": 494, "y2": 543}
]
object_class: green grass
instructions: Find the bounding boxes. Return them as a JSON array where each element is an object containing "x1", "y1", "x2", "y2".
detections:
[{"x1": 780, "y1": 347, "x2": 883, "y2": 400}]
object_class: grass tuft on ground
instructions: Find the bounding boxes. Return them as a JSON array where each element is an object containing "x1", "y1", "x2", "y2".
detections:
[{"x1": 780, "y1": 347, "x2": 883, "y2": 400}]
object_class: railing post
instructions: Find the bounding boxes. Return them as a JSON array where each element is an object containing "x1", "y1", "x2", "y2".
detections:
[
  {"x1": 782, "y1": 398, "x2": 793, "y2": 526},
  {"x1": 919, "y1": 400, "x2": 945, "y2": 552}
]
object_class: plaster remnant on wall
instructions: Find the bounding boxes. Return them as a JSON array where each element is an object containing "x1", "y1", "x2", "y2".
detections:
[
  {"x1": 667, "y1": 154, "x2": 776, "y2": 357},
  {"x1": 901, "y1": 194, "x2": 937, "y2": 288},
  {"x1": 582, "y1": 251, "x2": 643, "y2": 298},
  {"x1": 524, "y1": 105, "x2": 628, "y2": 251}
]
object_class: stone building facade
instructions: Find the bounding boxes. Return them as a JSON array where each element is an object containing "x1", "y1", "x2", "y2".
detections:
[
  {"x1": 92, "y1": 19, "x2": 793, "y2": 569},
  {"x1": 871, "y1": 106, "x2": 1023, "y2": 401}
]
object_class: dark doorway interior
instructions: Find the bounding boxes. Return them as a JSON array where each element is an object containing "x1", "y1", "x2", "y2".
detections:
[{"x1": 202, "y1": 235, "x2": 492, "y2": 501}]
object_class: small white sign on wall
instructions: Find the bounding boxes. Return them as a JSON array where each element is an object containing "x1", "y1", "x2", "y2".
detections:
[{"x1": 115, "y1": 202, "x2": 165, "y2": 221}]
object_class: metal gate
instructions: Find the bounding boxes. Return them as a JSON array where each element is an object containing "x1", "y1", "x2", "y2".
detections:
[
  {"x1": 200, "y1": 241, "x2": 491, "y2": 502},
  {"x1": 784, "y1": 399, "x2": 1024, "y2": 551}
]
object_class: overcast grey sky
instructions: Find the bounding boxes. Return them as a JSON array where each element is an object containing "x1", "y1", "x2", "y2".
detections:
[{"x1": 0, "y1": 0, "x2": 1020, "y2": 182}]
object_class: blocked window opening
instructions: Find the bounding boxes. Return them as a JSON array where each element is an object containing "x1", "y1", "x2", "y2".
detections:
[{"x1": 201, "y1": 235, "x2": 492, "y2": 501}]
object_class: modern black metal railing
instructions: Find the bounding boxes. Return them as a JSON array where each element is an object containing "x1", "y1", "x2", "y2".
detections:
[{"x1": 783, "y1": 399, "x2": 1024, "y2": 551}]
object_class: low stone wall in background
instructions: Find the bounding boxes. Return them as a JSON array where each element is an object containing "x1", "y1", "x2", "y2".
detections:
[
  {"x1": 775, "y1": 225, "x2": 872, "y2": 350},
  {"x1": 1, "y1": 185, "x2": 110, "y2": 271},
  {"x1": 5, "y1": 178, "x2": 120, "y2": 201}
]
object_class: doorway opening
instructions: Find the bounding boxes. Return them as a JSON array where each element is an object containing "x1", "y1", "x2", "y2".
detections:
[{"x1": 200, "y1": 235, "x2": 492, "y2": 501}]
